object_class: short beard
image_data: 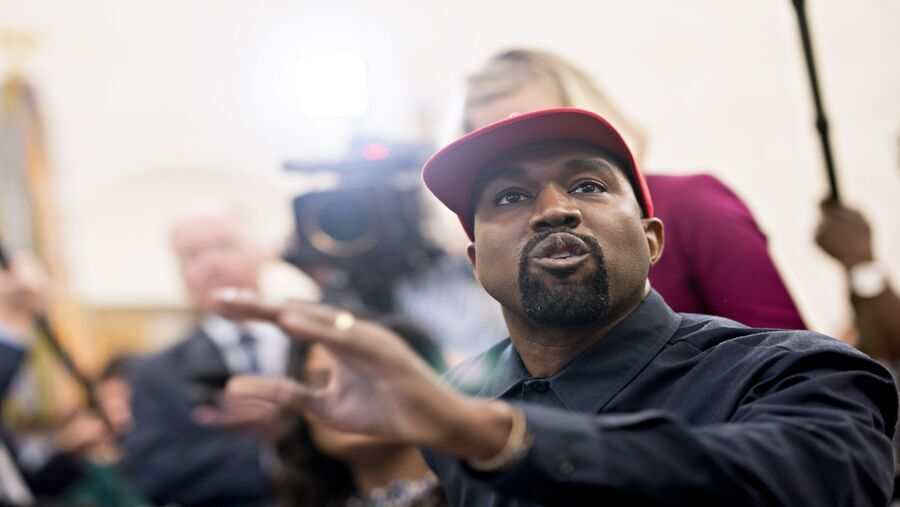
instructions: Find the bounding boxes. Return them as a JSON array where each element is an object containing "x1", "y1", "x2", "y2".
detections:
[{"x1": 517, "y1": 231, "x2": 610, "y2": 327}]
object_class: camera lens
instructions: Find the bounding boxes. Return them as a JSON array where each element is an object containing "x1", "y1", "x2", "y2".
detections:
[
  {"x1": 319, "y1": 198, "x2": 370, "y2": 242},
  {"x1": 298, "y1": 190, "x2": 381, "y2": 258}
]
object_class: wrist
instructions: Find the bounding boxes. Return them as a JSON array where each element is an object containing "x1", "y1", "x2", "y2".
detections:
[
  {"x1": 431, "y1": 396, "x2": 514, "y2": 461},
  {"x1": 467, "y1": 403, "x2": 532, "y2": 472},
  {"x1": 839, "y1": 253, "x2": 874, "y2": 270}
]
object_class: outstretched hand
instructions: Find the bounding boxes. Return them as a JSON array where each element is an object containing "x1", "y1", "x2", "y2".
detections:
[{"x1": 210, "y1": 289, "x2": 512, "y2": 459}]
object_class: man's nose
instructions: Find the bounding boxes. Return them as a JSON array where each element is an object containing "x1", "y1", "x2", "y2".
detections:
[{"x1": 528, "y1": 187, "x2": 582, "y2": 232}]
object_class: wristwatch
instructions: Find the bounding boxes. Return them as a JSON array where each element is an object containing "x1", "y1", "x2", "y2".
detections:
[{"x1": 848, "y1": 261, "x2": 889, "y2": 298}]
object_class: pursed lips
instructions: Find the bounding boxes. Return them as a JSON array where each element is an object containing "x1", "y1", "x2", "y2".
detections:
[{"x1": 528, "y1": 233, "x2": 592, "y2": 271}]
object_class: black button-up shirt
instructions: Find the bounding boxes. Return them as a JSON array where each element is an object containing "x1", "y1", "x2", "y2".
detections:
[{"x1": 424, "y1": 290, "x2": 897, "y2": 506}]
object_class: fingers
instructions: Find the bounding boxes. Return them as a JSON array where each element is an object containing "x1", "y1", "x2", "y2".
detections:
[
  {"x1": 818, "y1": 200, "x2": 869, "y2": 224},
  {"x1": 211, "y1": 288, "x2": 285, "y2": 322},
  {"x1": 212, "y1": 289, "x2": 337, "y2": 334},
  {"x1": 277, "y1": 311, "x2": 413, "y2": 372},
  {"x1": 819, "y1": 196, "x2": 843, "y2": 208},
  {"x1": 212, "y1": 287, "x2": 383, "y2": 352},
  {"x1": 278, "y1": 309, "x2": 355, "y2": 347},
  {"x1": 820, "y1": 206, "x2": 870, "y2": 232},
  {"x1": 212, "y1": 289, "x2": 412, "y2": 375},
  {"x1": 192, "y1": 405, "x2": 227, "y2": 426},
  {"x1": 226, "y1": 374, "x2": 321, "y2": 416},
  {"x1": 191, "y1": 394, "x2": 279, "y2": 431}
]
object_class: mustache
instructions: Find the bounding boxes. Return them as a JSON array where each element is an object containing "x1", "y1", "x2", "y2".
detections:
[
  {"x1": 519, "y1": 229, "x2": 603, "y2": 261},
  {"x1": 516, "y1": 229, "x2": 611, "y2": 326}
]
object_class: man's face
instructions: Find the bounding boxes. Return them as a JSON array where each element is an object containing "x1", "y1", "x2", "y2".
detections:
[
  {"x1": 467, "y1": 141, "x2": 662, "y2": 328},
  {"x1": 172, "y1": 215, "x2": 263, "y2": 313}
]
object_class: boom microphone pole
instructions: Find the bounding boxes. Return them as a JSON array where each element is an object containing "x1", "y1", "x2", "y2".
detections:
[
  {"x1": 0, "y1": 239, "x2": 114, "y2": 432},
  {"x1": 790, "y1": 0, "x2": 841, "y2": 202}
]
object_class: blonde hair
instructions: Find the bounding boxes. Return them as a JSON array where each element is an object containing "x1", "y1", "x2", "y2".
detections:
[{"x1": 463, "y1": 49, "x2": 648, "y2": 163}]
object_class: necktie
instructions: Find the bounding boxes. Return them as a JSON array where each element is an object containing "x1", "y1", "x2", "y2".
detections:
[{"x1": 238, "y1": 330, "x2": 261, "y2": 374}]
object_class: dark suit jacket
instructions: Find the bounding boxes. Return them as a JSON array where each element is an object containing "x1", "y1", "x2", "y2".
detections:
[
  {"x1": 0, "y1": 340, "x2": 30, "y2": 503},
  {"x1": 122, "y1": 327, "x2": 272, "y2": 507},
  {"x1": 0, "y1": 340, "x2": 26, "y2": 400}
]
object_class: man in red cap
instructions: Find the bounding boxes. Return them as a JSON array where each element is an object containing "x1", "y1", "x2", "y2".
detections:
[{"x1": 216, "y1": 108, "x2": 896, "y2": 506}]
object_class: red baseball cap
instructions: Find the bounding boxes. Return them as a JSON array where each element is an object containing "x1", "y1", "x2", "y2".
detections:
[{"x1": 422, "y1": 107, "x2": 654, "y2": 240}]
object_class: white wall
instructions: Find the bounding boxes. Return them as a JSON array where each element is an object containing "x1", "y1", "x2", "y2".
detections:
[{"x1": 1, "y1": 0, "x2": 898, "y2": 334}]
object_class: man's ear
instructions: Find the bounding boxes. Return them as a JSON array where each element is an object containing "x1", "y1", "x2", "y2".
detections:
[
  {"x1": 643, "y1": 217, "x2": 664, "y2": 266},
  {"x1": 466, "y1": 243, "x2": 479, "y2": 281}
]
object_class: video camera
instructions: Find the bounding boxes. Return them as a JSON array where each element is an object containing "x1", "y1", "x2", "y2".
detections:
[{"x1": 282, "y1": 137, "x2": 439, "y2": 311}]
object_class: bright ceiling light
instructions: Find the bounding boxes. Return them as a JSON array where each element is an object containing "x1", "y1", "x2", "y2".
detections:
[{"x1": 296, "y1": 52, "x2": 369, "y2": 118}]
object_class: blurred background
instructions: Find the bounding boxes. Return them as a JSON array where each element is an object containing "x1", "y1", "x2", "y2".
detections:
[{"x1": 1, "y1": 0, "x2": 898, "y2": 413}]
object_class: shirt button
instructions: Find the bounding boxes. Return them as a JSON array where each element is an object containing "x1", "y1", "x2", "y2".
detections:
[
  {"x1": 556, "y1": 456, "x2": 576, "y2": 475},
  {"x1": 530, "y1": 380, "x2": 549, "y2": 393}
]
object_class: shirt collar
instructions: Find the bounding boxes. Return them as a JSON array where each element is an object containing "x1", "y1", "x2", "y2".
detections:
[
  {"x1": 202, "y1": 314, "x2": 291, "y2": 376},
  {"x1": 201, "y1": 314, "x2": 242, "y2": 349},
  {"x1": 470, "y1": 289, "x2": 681, "y2": 413}
]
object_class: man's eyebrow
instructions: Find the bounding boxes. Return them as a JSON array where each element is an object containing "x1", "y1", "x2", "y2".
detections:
[
  {"x1": 477, "y1": 165, "x2": 527, "y2": 189},
  {"x1": 563, "y1": 157, "x2": 617, "y2": 175},
  {"x1": 469, "y1": 164, "x2": 527, "y2": 217}
]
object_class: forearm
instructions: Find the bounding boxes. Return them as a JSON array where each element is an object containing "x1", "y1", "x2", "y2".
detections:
[
  {"x1": 423, "y1": 393, "x2": 514, "y2": 461},
  {"x1": 463, "y1": 403, "x2": 892, "y2": 507}
]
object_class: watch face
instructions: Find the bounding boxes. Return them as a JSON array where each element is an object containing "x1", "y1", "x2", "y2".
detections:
[{"x1": 850, "y1": 262, "x2": 888, "y2": 298}]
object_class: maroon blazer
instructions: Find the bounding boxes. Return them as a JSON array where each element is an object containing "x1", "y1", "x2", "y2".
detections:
[{"x1": 647, "y1": 173, "x2": 806, "y2": 329}]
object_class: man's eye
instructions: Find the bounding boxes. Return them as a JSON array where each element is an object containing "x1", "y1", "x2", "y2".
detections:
[
  {"x1": 496, "y1": 190, "x2": 529, "y2": 205},
  {"x1": 571, "y1": 181, "x2": 607, "y2": 194}
]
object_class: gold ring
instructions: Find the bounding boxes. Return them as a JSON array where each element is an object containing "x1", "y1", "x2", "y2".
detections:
[{"x1": 333, "y1": 311, "x2": 356, "y2": 332}]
